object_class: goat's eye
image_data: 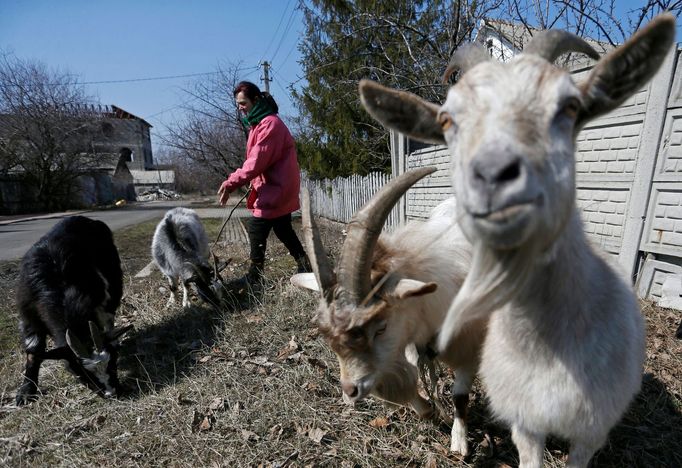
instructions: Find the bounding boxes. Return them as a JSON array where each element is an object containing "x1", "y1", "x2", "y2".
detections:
[
  {"x1": 374, "y1": 322, "x2": 387, "y2": 337},
  {"x1": 347, "y1": 327, "x2": 365, "y2": 341},
  {"x1": 438, "y1": 113, "x2": 454, "y2": 131},
  {"x1": 559, "y1": 98, "x2": 581, "y2": 120}
]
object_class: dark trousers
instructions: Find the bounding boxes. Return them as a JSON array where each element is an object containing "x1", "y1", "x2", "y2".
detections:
[{"x1": 247, "y1": 213, "x2": 306, "y2": 265}]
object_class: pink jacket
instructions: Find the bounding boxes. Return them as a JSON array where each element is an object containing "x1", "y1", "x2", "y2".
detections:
[{"x1": 222, "y1": 114, "x2": 301, "y2": 219}]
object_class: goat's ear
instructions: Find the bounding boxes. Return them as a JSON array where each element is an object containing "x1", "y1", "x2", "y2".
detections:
[
  {"x1": 578, "y1": 13, "x2": 675, "y2": 126},
  {"x1": 89, "y1": 322, "x2": 104, "y2": 352},
  {"x1": 359, "y1": 79, "x2": 445, "y2": 145},
  {"x1": 290, "y1": 272, "x2": 320, "y2": 292},
  {"x1": 66, "y1": 330, "x2": 90, "y2": 359},
  {"x1": 389, "y1": 279, "x2": 438, "y2": 300}
]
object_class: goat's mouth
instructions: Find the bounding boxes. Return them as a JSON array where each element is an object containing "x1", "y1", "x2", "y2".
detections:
[
  {"x1": 467, "y1": 197, "x2": 542, "y2": 248},
  {"x1": 341, "y1": 376, "x2": 375, "y2": 404},
  {"x1": 473, "y1": 201, "x2": 536, "y2": 225}
]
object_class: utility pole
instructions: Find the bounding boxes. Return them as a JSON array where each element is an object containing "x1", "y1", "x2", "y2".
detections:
[{"x1": 261, "y1": 61, "x2": 271, "y2": 93}]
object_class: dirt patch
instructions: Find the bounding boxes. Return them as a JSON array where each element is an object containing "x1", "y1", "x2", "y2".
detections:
[{"x1": 0, "y1": 217, "x2": 680, "y2": 467}]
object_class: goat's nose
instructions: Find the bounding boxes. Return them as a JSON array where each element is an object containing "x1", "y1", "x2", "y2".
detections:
[
  {"x1": 341, "y1": 380, "x2": 359, "y2": 399},
  {"x1": 472, "y1": 155, "x2": 523, "y2": 187}
]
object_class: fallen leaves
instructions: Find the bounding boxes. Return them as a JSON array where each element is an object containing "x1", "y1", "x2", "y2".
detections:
[
  {"x1": 65, "y1": 414, "x2": 106, "y2": 440},
  {"x1": 191, "y1": 410, "x2": 215, "y2": 433},
  {"x1": 276, "y1": 336, "x2": 302, "y2": 361},
  {"x1": 307, "y1": 427, "x2": 328, "y2": 444},
  {"x1": 296, "y1": 423, "x2": 332, "y2": 445},
  {"x1": 190, "y1": 396, "x2": 229, "y2": 433},
  {"x1": 208, "y1": 397, "x2": 226, "y2": 412},
  {"x1": 368, "y1": 416, "x2": 390, "y2": 428},
  {"x1": 241, "y1": 429, "x2": 260, "y2": 442}
]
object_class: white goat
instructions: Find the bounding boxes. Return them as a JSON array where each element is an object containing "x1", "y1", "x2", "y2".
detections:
[
  {"x1": 292, "y1": 167, "x2": 486, "y2": 455},
  {"x1": 358, "y1": 14, "x2": 675, "y2": 468}
]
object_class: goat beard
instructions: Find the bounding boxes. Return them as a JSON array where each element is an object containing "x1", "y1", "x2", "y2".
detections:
[{"x1": 438, "y1": 241, "x2": 539, "y2": 349}]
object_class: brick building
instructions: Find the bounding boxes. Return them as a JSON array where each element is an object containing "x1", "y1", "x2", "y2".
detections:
[{"x1": 0, "y1": 104, "x2": 175, "y2": 213}]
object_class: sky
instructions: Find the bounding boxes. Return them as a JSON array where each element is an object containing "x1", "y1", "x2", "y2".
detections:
[
  {"x1": 0, "y1": 0, "x2": 305, "y2": 151},
  {"x1": 1, "y1": 1, "x2": 680, "y2": 156}
]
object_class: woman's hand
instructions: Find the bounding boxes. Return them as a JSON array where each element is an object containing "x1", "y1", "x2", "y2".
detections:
[{"x1": 217, "y1": 181, "x2": 230, "y2": 206}]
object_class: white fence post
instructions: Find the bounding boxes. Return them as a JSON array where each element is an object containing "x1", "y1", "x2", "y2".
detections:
[
  {"x1": 300, "y1": 170, "x2": 398, "y2": 229},
  {"x1": 619, "y1": 46, "x2": 678, "y2": 278}
]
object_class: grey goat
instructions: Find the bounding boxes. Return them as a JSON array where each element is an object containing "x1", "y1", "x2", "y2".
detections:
[{"x1": 152, "y1": 207, "x2": 228, "y2": 308}]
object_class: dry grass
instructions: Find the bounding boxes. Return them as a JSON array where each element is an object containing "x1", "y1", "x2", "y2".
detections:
[{"x1": 0, "y1": 216, "x2": 681, "y2": 467}]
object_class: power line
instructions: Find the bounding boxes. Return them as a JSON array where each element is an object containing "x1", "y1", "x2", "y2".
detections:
[
  {"x1": 260, "y1": 0, "x2": 295, "y2": 63},
  {"x1": 76, "y1": 66, "x2": 259, "y2": 86},
  {"x1": 276, "y1": 39, "x2": 300, "y2": 71},
  {"x1": 271, "y1": 67, "x2": 291, "y2": 89},
  {"x1": 79, "y1": 71, "x2": 219, "y2": 85},
  {"x1": 270, "y1": 3, "x2": 299, "y2": 63},
  {"x1": 271, "y1": 69, "x2": 292, "y2": 103}
]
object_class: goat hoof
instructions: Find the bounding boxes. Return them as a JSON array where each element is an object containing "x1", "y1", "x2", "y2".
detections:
[
  {"x1": 450, "y1": 420, "x2": 469, "y2": 457},
  {"x1": 450, "y1": 440, "x2": 469, "y2": 457}
]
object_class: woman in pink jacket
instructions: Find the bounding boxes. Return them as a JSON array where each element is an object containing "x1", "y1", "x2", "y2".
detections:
[{"x1": 218, "y1": 81, "x2": 310, "y2": 288}]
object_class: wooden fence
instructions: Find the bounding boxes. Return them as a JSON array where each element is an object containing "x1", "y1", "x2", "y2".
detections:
[{"x1": 300, "y1": 172, "x2": 399, "y2": 229}]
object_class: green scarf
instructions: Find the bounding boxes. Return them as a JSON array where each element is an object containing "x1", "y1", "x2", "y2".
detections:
[{"x1": 241, "y1": 97, "x2": 276, "y2": 128}]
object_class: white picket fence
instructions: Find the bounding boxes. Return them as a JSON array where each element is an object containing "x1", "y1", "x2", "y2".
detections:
[{"x1": 300, "y1": 171, "x2": 399, "y2": 229}]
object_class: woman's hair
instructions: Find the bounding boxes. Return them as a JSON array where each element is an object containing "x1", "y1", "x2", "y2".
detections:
[
  {"x1": 233, "y1": 80, "x2": 279, "y2": 113},
  {"x1": 233, "y1": 81, "x2": 261, "y2": 101}
]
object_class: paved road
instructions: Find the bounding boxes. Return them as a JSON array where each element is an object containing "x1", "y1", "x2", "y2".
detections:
[{"x1": 0, "y1": 200, "x2": 250, "y2": 262}]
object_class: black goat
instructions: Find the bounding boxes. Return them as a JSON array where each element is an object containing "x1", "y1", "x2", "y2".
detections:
[{"x1": 16, "y1": 216, "x2": 131, "y2": 405}]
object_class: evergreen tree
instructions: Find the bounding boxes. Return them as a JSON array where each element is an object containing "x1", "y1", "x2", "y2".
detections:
[
  {"x1": 294, "y1": 0, "x2": 680, "y2": 179},
  {"x1": 294, "y1": 0, "x2": 487, "y2": 178}
]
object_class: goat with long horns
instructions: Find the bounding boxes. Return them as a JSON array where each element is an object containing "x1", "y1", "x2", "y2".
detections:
[{"x1": 292, "y1": 167, "x2": 486, "y2": 456}]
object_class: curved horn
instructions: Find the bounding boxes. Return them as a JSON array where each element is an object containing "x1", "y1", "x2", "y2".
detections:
[
  {"x1": 524, "y1": 30, "x2": 600, "y2": 63},
  {"x1": 443, "y1": 43, "x2": 490, "y2": 83},
  {"x1": 89, "y1": 321, "x2": 104, "y2": 352},
  {"x1": 301, "y1": 188, "x2": 336, "y2": 300},
  {"x1": 337, "y1": 166, "x2": 437, "y2": 306},
  {"x1": 212, "y1": 252, "x2": 219, "y2": 279}
]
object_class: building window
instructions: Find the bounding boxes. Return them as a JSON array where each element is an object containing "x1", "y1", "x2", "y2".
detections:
[
  {"x1": 120, "y1": 147, "x2": 133, "y2": 162},
  {"x1": 101, "y1": 122, "x2": 114, "y2": 137}
]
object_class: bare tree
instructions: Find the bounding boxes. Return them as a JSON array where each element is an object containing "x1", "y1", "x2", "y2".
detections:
[
  {"x1": 155, "y1": 146, "x2": 223, "y2": 195},
  {"x1": 0, "y1": 53, "x2": 102, "y2": 212},
  {"x1": 161, "y1": 64, "x2": 248, "y2": 187},
  {"x1": 500, "y1": 0, "x2": 681, "y2": 46}
]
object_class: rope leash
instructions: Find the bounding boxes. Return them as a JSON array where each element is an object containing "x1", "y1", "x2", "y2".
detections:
[{"x1": 212, "y1": 189, "x2": 250, "y2": 249}]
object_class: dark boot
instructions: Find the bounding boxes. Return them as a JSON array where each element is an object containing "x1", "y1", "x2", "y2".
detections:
[
  {"x1": 295, "y1": 255, "x2": 312, "y2": 274},
  {"x1": 229, "y1": 261, "x2": 264, "y2": 294}
]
